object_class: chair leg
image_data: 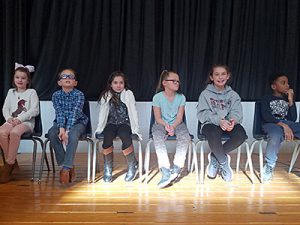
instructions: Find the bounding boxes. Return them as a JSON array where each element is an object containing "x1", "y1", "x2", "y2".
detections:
[
  {"x1": 236, "y1": 145, "x2": 241, "y2": 173},
  {"x1": 137, "y1": 140, "x2": 143, "y2": 183},
  {"x1": 259, "y1": 141, "x2": 264, "y2": 183},
  {"x1": 289, "y1": 142, "x2": 300, "y2": 173},
  {"x1": 31, "y1": 140, "x2": 37, "y2": 181},
  {"x1": 244, "y1": 142, "x2": 255, "y2": 183},
  {"x1": 192, "y1": 142, "x2": 199, "y2": 183},
  {"x1": 86, "y1": 139, "x2": 93, "y2": 183},
  {"x1": 187, "y1": 142, "x2": 192, "y2": 172},
  {"x1": 92, "y1": 141, "x2": 98, "y2": 183},
  {"x1": 245, "y1": 140, "x2": 259, "y2": 171},
  {"x1": 144, "y1": 140, "x2": 152, "y2": 184},
  {"x1": 196, "y1": 141, "x2": 205, "y2": 184}
]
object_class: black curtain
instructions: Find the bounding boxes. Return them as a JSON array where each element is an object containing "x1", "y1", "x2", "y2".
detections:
[{"x1": 1, "y1": 0, "x2": 300, "y2": 122}]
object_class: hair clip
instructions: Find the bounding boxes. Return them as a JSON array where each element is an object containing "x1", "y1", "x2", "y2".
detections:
[{"x1": 15, "y1": 62, "x2": 35, "y2": 73}]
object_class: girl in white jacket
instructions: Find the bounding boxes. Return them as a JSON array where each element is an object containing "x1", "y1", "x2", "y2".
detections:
[{"x1": 95, "y1": 71, "x2": 141, "y2": 182}]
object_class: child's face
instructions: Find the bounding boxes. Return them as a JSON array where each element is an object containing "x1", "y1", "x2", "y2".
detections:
[
  {"x1": 57, "y1": 69, "x2": 77, "y2": 89},
  {"x1": 162, "y1": 72, "x2": 180, "y2": 92},
  {"x1": 210, "y1": 67, "x2": 230, "y2": 90},
  {"x1": 271, "y1": 76, "x2": 290, "y2": 95},
  {"x1": 111, "y1": 76, "x2": 125, "y2": 93},
  {"x1": 14, "y1": 71, "x2": 29, "y2": 90}
]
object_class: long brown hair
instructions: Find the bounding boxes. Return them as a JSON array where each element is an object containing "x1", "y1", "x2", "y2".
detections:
[{"x1": 98, "y1": 71, "x2": 130, "y2": 105}]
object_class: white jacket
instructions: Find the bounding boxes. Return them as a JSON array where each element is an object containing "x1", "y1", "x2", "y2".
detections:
[{"x1": 95, "y1": 89, "x2": 142, "y2": 139}]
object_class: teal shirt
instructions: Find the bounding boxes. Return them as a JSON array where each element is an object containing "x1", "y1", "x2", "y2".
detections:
[{"x1": 152, "y1": 92, "x2": 186, "y2": 125}]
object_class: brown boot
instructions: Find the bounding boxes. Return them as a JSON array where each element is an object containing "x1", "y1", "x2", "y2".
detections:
[
  {"x1": 59, "y1": 168, "x2": 70, "y2": 185},
  {"x1": 0, "y1": 163, "x2": 14, "y2": 183},
  {"x1": 10, "y1": 160, "x2": 20, "y2": 175},
  {"x1": 69, "y1": 166, "x2": 76, "y2": 183}
]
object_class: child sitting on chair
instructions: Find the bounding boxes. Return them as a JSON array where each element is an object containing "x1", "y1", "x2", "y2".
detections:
[{"x1": 261, "y1": 73, "x2": 300, "y2": 181}]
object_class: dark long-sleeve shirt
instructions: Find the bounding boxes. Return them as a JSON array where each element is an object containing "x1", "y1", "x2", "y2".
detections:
[
  {"x1": 261, "y1": 95, "x2": 297, "y2": 124},
  {"x1": 52, "y1": 88, "x2": 88, "y2": 130}
]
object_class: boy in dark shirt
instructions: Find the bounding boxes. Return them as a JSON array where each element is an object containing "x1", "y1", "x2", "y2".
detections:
[{"x1": 261, "y1": 73, "x2": 300, "y2": 181}]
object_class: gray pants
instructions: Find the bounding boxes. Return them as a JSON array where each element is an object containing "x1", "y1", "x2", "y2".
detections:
[{"x1": 152, "y1": 123, "x2": 191, "y2": 169}]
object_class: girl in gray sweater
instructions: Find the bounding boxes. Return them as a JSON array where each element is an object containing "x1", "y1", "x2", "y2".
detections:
[{"x1": 197, "y1": 64, "x2": 247, "y2": 182}]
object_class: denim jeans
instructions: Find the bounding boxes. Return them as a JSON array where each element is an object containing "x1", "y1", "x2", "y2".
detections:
[
  {"x1": 48, "y1": 123, "x2": 86, "y2": 168},
  {"x1": 263, "y1": 120, "x2": 300, "y2": 167},
  {"x1": 202, "y1": 123, "x2": 247, "y2": 164}
]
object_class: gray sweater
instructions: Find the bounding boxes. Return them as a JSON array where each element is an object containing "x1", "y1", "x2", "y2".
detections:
[{"x1": 197, "y1": 84, "x2": 243, "y2": 127}]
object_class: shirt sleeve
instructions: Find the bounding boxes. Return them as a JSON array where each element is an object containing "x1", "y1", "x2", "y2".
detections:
[
  {"x1": 66, "y1": 91, "x2": 85, "y2": 130},
  {"x1": 2, "y1": 89, "x2": 12, "y2": 121},
  {"x1": 287, "y1": 102, "x2": 297, "y2": 122},
  {"x1": 179, "y1": 94, "x2": 186, "y2": 106},
  {"x1": 152, "y1": 93, "x2": 161, "y2": 107}
]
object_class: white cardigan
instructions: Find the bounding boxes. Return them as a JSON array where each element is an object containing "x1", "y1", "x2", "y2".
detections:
[{"x1": 95, "y1": 89, "x2": 142, "y2": 140}]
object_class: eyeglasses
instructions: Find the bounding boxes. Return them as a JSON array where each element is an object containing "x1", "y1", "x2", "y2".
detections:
[
  {"x1": 59, "y1": 74, "x2": 76, "y2": 80},
  {"x1": 165, "y1": 79, "x2": 180, "y2": 84}
]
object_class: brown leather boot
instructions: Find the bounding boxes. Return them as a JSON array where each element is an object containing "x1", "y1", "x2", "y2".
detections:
[
  {"x1": 0, "y1": 163, "x2": 14, "y2": 183},
  {"x1": 59, "y1": 168, "x2": 70, "y2": 184},
  {"x1": 69, "y1": 166, "x2": 76, "y2": 183},
  {"x1": 10, "y1": 160, "x2": 20, "y2": 175}
]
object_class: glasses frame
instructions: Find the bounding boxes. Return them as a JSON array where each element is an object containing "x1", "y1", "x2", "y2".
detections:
[
  {"x1": 165, "y1": 79, "x2": 180, "y2": 84},
  {"x1": 59, "y1": 74, "x2": 76, "y2": 80}
]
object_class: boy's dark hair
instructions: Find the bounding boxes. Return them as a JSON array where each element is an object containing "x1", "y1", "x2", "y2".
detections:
[
  {"x1": 268, "y1": 73, "x2": 288, "y2": 86},
  {"x1": 12, "y1": 67, "x2": 32, "y2": 88},
  {"x1": 98, "y1": 71, "x2": 130, "y2": 105}
]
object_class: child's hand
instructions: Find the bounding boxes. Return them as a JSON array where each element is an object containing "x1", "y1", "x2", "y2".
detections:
[
  {"x1": 226, "y1": 119, "x2": 236, "y2": 131},
  {"x1": 62, "y1": 131, "x2": 69, "y2": 145},
  {"x1": 282, "y1": 124, "x2": 294, "y2": 141},
  {"x1": 59, "y1": 128, "x2": 66, "y2": 142},
  {"x1": 220, "y1": 119, "x2": 231, "y2": 131},
  {"x1": 7, "y1": 118, "x2": 14, "y2": 125},
  {"x1": 287, "y1": 89, "x2": 294, "y2": 105},
  {"x1": 165, "y1": 124, "x2": 175, "y2": 136},
  {"x1": 12, "y1": 118, "x2": 21, "y2": 126}
]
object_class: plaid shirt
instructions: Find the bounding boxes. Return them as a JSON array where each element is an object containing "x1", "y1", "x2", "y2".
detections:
[{"x1": 52, "y1": 88, "x2": 88, "y2": 130}]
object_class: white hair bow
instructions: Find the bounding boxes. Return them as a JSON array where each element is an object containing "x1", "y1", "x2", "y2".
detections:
[{"x1": 15, "y1": 62, "x2": 35, "y2": 73}]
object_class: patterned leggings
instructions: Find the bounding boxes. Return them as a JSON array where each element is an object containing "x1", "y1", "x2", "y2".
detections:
[{"x1": 152, "y1": 123, "x2": 190, "y2": 169}]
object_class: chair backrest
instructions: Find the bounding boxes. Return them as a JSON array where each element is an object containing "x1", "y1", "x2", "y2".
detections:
[
  {"x1": 252, "y1": 101, "x2": 266, "y2": 139},
  {"x1": 32, "y1": 112, "x2": 43, "y2": 137},
  {"x1": 82, "y1": 101, "x2": 92, "y2": 137}
]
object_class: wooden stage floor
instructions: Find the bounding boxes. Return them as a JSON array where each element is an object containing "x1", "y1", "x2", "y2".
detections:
[{"x1": 1, "y1": 153, "x2": 300, "y2": 224}]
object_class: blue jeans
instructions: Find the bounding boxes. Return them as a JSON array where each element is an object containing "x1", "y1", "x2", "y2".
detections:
[
  {"x1": 48, "y1": 123, "x2": 86, "y2": 168},
  {"x1": 263, "y1": 121, "x2": 300, "y2": 167}
]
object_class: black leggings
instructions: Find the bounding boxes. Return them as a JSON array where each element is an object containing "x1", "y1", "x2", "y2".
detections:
[
  {"x1": 202, "y1": 123, "x2": 247, "y2": 164},
  {"x1": 102, "y1": 124, "x2": 132, "y2": 150}
]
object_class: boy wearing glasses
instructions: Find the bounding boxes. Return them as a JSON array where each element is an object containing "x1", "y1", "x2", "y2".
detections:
[{"x1": 48, "y1": 69, "x2": 88, "y2": 185}]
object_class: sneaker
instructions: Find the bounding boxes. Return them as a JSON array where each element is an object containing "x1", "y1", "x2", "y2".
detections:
[
  {"x1": 170, "y1": 165, "x2": 182, "y2": 183},
  {"x1": 262, "y1": 164, "x2": 273, "y2": 182},
  {"x1": 60, "y1": 169, "x2": 70, "y2": 184},
  {"x1": 124, "y1": 161, "x2": 138, "y2": 182},
  {"x1": 157, "y1": 167, "x2": 171, "y2": 189},
  {"x1": 219, "y1": 154, "x2": 233, "y2": 182},
  {"x1": 206, "y1": 152, "x2": 219, "y2": 179}
]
